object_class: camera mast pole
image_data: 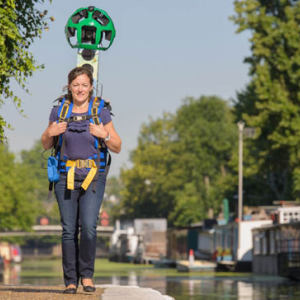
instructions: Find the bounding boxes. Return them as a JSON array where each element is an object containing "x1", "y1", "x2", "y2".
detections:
[
  {"x1": 65, "y1": 6, "x2": 116, "y2": 94},
  {"x1": 77, "y1": 49, "x2": 100, "y2": 94}
]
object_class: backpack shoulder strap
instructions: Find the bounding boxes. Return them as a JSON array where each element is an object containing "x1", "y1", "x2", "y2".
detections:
[
  {"x1": 88, "y1": 97, "x2": 105, "y2": 125},
  {"x1": 55, "y1": 98, "x2": 73, "y2": 159},
  {"x1": 57, "y1": 98, "x2": 73, "y2": 123},
  {"x1": 88, "y1": 97, "x2": 105, "y2": 150}
]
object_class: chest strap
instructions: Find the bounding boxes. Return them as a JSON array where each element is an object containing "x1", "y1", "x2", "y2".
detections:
[{"x1": 66, "y1": 159, "x2": 97, "y2": 190}]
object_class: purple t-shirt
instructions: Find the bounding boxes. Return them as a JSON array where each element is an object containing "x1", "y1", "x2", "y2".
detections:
[{"x1": 49, "y1": 104, "x2": 112, "y2": 178}]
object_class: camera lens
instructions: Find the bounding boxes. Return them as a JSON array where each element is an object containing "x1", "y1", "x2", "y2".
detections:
[{"x1": 81, "y1": 26, "x2": 96, "y2": 43}]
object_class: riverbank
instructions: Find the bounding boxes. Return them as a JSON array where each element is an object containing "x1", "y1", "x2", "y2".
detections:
[
  {"x1": 0, "y1": 285, "x2": 174, "y2": 300},
  {"x1": 2, "y1": 258, "x2": 295, "y2": 299}
]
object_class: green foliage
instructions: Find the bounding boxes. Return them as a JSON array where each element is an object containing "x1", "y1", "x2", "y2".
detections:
[
  {"x1": 0, "y1": 0, "x2": 52, "y2": 140},
  {"x1": 170, "y1": 96, "x2": 237, "y2": 225},
  {"x1": 20, "y1": 140, "x2": 60, "y2": 224},
  {"x1": 118, "y1": 96, "x2": 237, "y2": 226},
  {"x1": 0, "y1": 144, "x2": 40, "y2": 230},
  {"x1": 103, "y1": 176, "x2": 123, "y2": 222},
  {"x1": 232, "y1": 0, "x2": 300, "y2": 200},
  {"x1": 20, "y1": 140, "x2": 49, "y2": 201},
  {"x1": 169, "y1": 182, "x2": 206, "y2": 226},
  {"x1": 0, "y1": 140, "x2": 60, "y2": 231},
  {"x1": 119, "y1": 113, "x2": 180, "y2": 221}
]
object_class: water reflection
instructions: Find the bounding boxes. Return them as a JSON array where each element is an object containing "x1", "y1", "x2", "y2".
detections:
[
  {"x1": 165, "y1": 277, "x2": 300, "y2": 300},
  {"x1": 238, "y1": 281, "x2": 253, "y2": 299},
  {"x1": 111, "y1": 271, "x2": 139, "y2": 286},
  {"x1": 2, "y1": 261, "x2": 300, "y2": 300},
  {"x1": 3, "y1": 264, "x2": 21, "y2": 285}
]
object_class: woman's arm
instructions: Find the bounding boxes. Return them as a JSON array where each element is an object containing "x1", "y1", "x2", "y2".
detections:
[
  {"x1": 89, "y1": 121, "x2": 122, "y2": 153},
  {"x1": 41, "y1": 121, "x2": 67, "y2": 150},
  {"x1": 104, "y1": 121, "x2": 122, "y2": 153}
]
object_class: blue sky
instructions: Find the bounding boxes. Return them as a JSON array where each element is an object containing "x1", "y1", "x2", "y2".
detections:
[{"x1": 3, "y1": 0, "x2": 251, "y2": 176}]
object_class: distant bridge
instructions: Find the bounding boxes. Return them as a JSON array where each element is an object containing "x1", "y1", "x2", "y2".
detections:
[{"x1": 0, "y1": 225, "x2": 114, "y2": 237}]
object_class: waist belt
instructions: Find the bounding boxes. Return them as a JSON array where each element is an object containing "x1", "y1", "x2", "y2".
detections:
[{"x1": 65, "y1": 159, "x2": 97, "y2": 190}]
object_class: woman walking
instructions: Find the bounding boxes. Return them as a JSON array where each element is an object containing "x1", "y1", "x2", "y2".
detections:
[{"x1": 41, "y1": 66, "x2": 121, "y2": 294}]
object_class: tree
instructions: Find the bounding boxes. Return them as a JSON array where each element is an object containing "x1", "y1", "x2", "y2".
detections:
[
  {"x1": 170, "y1": 96, "x2": 237, "y2": 226},
  {"x1": 0, "y1": 145, "x2": 40, "y2": 230},
  {"x1": 20, "y1": 140, "x2": 61, "y2": 223},
  {"x1": 118, "y1": 96, "x2": 237, "y2": 226},
  {"x1": 232, "y1": 0, "x2": 300, "y2": 200},
  {"x1": 20, "y1": 140, "x2": 49, "y2": 201},
  {"x1": 0, "y1": 0, "x2": 53, "y2": 141},
  {"x1": 119, "y1": 113, "x2": 181, "y2": 222}
]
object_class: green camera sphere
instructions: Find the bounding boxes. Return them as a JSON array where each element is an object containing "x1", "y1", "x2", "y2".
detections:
[{"x1": 65, "y1": 6, "x2": 116, "y2": 51}]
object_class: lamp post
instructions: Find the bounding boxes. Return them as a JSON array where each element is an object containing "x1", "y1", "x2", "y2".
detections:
[
  {"x1": 237, "y1": 121, "x2": 244, "y2": 262},
  {"x1": 237, "y1": 122, "x2": 255, "y2": 261},
  {"x1": 237, "y1": 123, "x2": 256, "y2": 222},
  {"x1": 237, "y1": 121, "x2": 245, "y2": 223}
]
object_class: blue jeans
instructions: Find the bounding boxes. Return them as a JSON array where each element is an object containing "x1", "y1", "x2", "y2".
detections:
[{"x1": 55, "y1": 173, "x2": 106, "y2": 287}]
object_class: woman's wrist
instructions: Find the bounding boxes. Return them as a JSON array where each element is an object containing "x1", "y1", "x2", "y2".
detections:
[
  {"x1": 104, "y1": 131, "x2": 110, "y2": 142},
  {"x1": 47, "y1": 127, "x2": 54, "y2": 138}
]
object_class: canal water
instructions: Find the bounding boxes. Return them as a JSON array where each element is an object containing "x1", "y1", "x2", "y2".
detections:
[{"x1": 2, "y1": 258, "x2": 300, "y2": 299}]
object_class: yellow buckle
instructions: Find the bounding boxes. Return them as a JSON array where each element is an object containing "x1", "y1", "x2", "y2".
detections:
[
  {"x1": 65, "y1": 159, "x2": 97, "y2": 190},
  {"x1": 74, "y1": 159, "x2": 92, "y2": 168},
  {"x1": 76, "y1": 160, "x2": 82, "y2": 168}
]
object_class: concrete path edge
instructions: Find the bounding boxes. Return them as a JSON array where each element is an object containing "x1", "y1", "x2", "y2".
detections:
[{"x1": 99, "y1": 284, "x2": 175, "y2": 300}]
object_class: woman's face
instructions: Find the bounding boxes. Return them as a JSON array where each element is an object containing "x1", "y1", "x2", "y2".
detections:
[{"x1": 69, "y1": 73, "x2": 93, "y2": 104}]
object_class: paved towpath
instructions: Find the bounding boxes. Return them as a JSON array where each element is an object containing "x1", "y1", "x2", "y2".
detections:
[{"x1": 0, "y1": 285, "x2": 175, "y2": 300}]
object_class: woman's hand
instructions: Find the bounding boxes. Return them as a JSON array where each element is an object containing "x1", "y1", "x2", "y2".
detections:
[
  {"x1": 48, "y1": 122, "x2": 68, "y2": 137},
  {"x1": 89, "y1": 121, "x2": 121, "y2": 153},
  {"x1": 89, "y1": 123, "x2": 108, "y2": 139},
  {"x1": 41, "y1": 121, "x2": 67, "y2": 150}
]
